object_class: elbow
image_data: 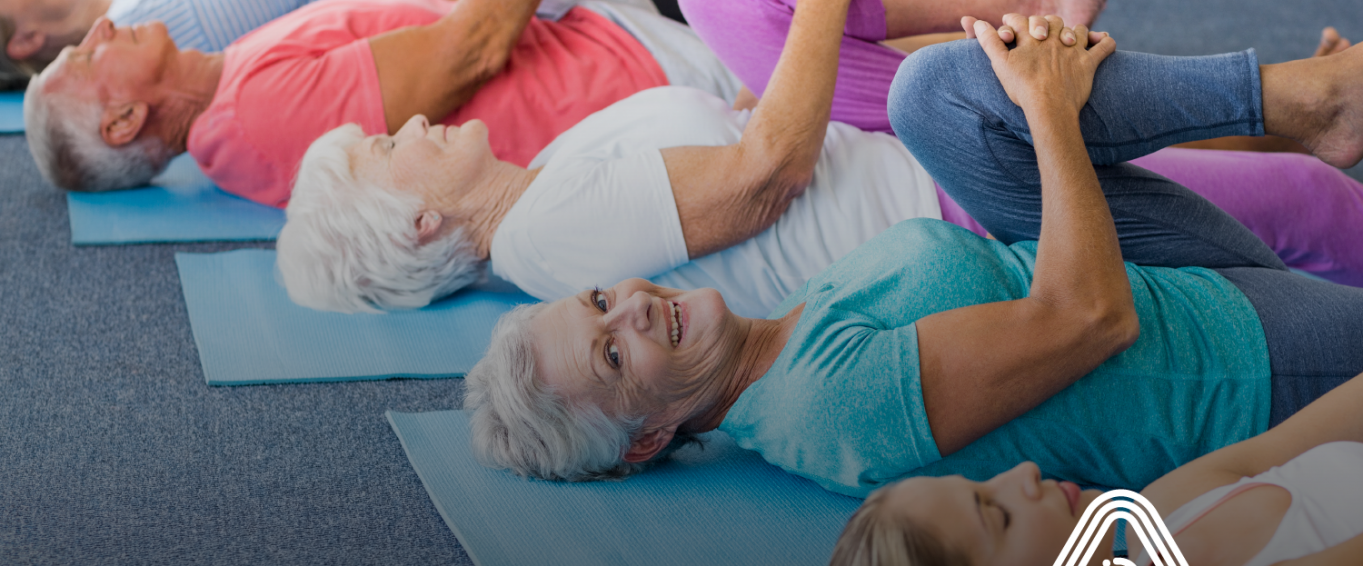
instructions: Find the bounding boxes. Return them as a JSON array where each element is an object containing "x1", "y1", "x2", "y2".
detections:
[
  {"x1": 1084, "y1": 300, "x2": 1140, "y2": 357},
  {"x1": 472, "y1": 52, "x2": 510, "y2": 85},
  {"x1": 770, "y1": 165, "x2": 815, "y2": 198},
  {"x1": 744, "y1": 122, "x2": 820, "y2": 190},
  {"x1": 738, "y1": 142, "x2": 816, "y2": 204}
]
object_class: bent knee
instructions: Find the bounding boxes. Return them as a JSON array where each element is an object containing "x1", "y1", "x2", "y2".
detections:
[{"x1": 889, "y1": 40, "x2": 994, "y2": 151}]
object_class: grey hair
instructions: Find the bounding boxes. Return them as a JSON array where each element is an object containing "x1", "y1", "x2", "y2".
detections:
[
  {"x1": 829, "y1": 484, "x2": 971, "y2": 566},
  {"x1": 23, "y1": 68, "x2": 175, "y2": 192},
  {"x1": 276, "y1": 123, "x2": 483, "y2": 313},
  {"x1": 464, "y1": 302, "x2": 699, "y2": 481}
]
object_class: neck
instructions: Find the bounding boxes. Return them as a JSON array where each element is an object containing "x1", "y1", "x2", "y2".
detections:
[
  {"x1": 685, "y1": 304, "x2": 806, "y2": 433},
  {"x1": 443, "y1": 164, "x2": 539, "y2": 259},
  {"x1": 151, "y1": 51, "x2": 224, "y2": 152}
]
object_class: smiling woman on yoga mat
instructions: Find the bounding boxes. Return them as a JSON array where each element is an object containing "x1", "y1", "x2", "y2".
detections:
[{"x1": 460, "y1": 3, "x2": 1363, "y2": 499}]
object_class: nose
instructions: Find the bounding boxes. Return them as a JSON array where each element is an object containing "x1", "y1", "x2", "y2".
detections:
[
  {"x1": 990, "y1": 461, "x2": 1042, "y2": 499},
  {"x1": 397, "y1": 115, "x2": 431, "y2": 137},
  {"x1": 603, "y1": 290, "x2": 655, "y2": 335},
  {"x1": 80, "y1": 17, "x2": 115, "y2": 47}
]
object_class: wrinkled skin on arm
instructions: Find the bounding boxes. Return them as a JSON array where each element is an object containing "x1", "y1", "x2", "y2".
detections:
[{"x1": 915, "y1": 14, "x2": 1133, "y2": 456}]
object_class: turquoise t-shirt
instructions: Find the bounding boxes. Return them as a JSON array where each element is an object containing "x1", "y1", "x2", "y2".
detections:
[{"x1": 718, "y1": 219, "x2": 1272, "y2": 498}]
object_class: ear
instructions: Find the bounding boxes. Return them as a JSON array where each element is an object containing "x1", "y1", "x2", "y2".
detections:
[
  {"x1": 415, "y1": 210, "x2": 444, "y2": 245},
  {"x1": 7, "y1": 29, "x2": 45, "y2": 61},
  {"x1": 622, "y1": 426, "x2": 677, "y2": 463},
  {"x1": 100, "y1": 102, "x2": 150, "y2": 147}
]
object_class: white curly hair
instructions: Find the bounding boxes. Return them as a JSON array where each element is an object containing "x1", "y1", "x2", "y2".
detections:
[{"x1": 276, "y1": 123, "x2": 483, "y2": 313}]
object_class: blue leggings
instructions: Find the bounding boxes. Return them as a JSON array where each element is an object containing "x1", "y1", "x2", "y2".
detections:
[{"x1": 889, "y1": 41, "x2": 1363, "y2": 425}]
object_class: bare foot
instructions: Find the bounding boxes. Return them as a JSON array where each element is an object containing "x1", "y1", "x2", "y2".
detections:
[
  {"x1": 1034, "y1": 0, "x2": 1107, "y2": 28},
  {"x1": 1316, "y1": 27, "x2": 1353, "y2": 58},
  {"x1": 1265, "y1": 41, "x2": 1363, "y2": 168}
]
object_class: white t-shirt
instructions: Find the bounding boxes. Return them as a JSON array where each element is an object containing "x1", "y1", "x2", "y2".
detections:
[{"x1": 490, "y1": 87, "x2": 941, "y2": 317}]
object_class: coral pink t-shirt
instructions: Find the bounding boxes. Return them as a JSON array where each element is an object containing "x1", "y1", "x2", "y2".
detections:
[{"x1": 187, "y1": 0, "x2": 668, "y2": 208}]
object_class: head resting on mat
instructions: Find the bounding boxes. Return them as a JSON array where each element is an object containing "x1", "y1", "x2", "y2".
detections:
[
  {"x1": 278, "y1": 113, "x2": 542, "y2": 313},
  {"x1": 463, "y1": 277, "x2": 787, "y2": 481},
  {"x1": 24, "y1": 17, "x2": 209, "y2": 192},
  {"x1": 830, "y1": 462, "x2": 1105, "y2": 566}
]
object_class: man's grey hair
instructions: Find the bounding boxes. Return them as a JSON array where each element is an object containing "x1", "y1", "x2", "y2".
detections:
[
  {"x1": 276, "y1": 123, "x2": 483, "y2": 313},
  {"x1": 464, "y1": 302, "x2": 699, "y2": 481},
  {"x1": 23, "y1": 69, "x2": 175, "y2": 191}
]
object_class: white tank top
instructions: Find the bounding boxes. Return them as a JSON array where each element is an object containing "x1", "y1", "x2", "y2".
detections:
[{"x1": 1137, "y1": 441, "x2": 1363, "y2": 566}]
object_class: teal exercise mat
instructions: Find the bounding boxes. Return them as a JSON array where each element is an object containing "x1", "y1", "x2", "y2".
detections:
[
  {"x1": 0, "y1": 91, "x2": 23, "y2": 133},
  {"x1": 177, "y1": 249, "x2": 537, "y2": 385},
  {"x1": 387, "y1": 409, "x2": 862, "y2": 566},
  {"x1": 67, "y1": 154, "x2": 285, "y2": 245}
]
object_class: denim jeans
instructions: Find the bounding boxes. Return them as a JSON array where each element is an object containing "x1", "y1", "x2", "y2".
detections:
[{"x1": 889, "y1": 40, "x2": 1363, "y2": 424}]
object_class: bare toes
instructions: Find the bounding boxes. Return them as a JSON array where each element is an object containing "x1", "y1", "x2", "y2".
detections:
[{"x1": 1316, "y1": 27, "x2": 1350, "y2": 58}]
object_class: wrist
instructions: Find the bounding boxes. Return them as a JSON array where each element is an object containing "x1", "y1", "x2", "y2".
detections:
[{"x1": 1022, "y1": 98, "x2": 1083, "y2": 129}]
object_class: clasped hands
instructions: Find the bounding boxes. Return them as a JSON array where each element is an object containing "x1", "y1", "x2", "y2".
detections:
[{"x1": 961, "y1": 13, "x2": 1117, "y2": 117}]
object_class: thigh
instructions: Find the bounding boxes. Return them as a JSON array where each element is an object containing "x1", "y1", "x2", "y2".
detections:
[
  {"x1": 1135, "y1": 148, "x2": 1363, "y2": 287},
  {"x1": 949, "y1": 161, "x2": 1289, "y2": 270},
  {"x1": 890, "y1": 42, "x2": 1280, "y2": 269},
  {"x1": 892, "y1": 42, "x2": 1264, "y2": 183},
  {"x1": 679, "y1": 0, "x2": 905, "y2": 131},
  {"x1": 1215, "y1": 267, "x2": 1363, "y2": 426}
]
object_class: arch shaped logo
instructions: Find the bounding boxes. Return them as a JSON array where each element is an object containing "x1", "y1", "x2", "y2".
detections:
[{"x1": 1052, "y1": 490, "x2": 1189, "y2": 566}]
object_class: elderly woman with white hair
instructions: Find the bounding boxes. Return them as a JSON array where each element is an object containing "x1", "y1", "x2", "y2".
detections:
[
  {"x1": 276, "y1": 0, "x2": 1363, "y2": 315},
  {"x1": 459, "y1": 4, "x2": 1363, "y2": 500}
]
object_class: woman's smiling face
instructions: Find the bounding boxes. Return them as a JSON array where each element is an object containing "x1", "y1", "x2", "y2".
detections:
[{"x1": 528, "y1": 278, "x2": 746, "y2": 430}]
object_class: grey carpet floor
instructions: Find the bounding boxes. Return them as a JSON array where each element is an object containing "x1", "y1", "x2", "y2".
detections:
[{"x1": 2, "y1": 1, "x2": 1359, "y2": 564}]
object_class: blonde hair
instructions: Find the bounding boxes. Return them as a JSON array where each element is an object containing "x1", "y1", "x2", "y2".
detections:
[{"x1": 830, "y1": 485, "x2": 970, "y2": 566}]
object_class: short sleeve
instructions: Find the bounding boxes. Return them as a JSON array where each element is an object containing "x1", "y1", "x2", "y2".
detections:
[
  {"x1": 491, "y1": 149, "x2": 688, "y2": 300},
  {"x1": 723, "y1": 316, "x2": 942, "y2": 498}
]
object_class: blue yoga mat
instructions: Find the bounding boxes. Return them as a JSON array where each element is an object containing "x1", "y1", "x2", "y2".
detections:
[
  {"x1": 387, "y1": 409, "x2": 862, "y2": 566},
  {"x1": 177, "y1": 249, "x2": 537, "y2": 385},
  {"x1": 0, "y1": 91, "x2": 23, "y2": 133},
  {"x1": 67, "y1": 154, "x2": 286, "y2": 245}
]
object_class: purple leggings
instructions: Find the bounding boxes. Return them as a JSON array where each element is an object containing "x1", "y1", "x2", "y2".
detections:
[{"x1": 680, "y1": 0, "x2": 1363, "y2": 285}]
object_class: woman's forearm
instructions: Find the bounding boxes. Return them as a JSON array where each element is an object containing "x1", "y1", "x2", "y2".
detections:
[
  {"x1": 661, "y1": 0, "x2": 852, "y2": 259},
  {"x1": 739, "y1": 0, "x2": 851, "y2": 189},
  {"x1": 1027, "y1": 103, "x2": 1135, "y2": 332}
]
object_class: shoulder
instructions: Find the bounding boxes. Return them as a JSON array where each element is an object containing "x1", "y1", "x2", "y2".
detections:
[{"x1": 492, "y1": 152, "x2": 685, "y2": 300}]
